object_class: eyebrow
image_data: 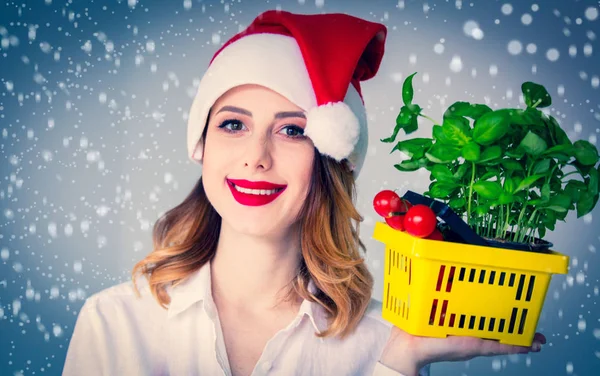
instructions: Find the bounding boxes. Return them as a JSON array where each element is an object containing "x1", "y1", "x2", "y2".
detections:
[{"x1": 216, "y1": 105, "x2": 306, "y2": 119}]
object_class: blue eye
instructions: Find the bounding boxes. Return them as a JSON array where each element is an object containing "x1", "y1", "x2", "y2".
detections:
[
  {"x1": 217, "y1": 119, "x2": 246, "y2": 133},
  {"x1": 279, "y1": 125, "x2": 305, "y2": 138}
]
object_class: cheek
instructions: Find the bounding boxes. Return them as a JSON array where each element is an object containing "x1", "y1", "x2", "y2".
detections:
[
  {"x1": 201, "y1": 139, "x2": 230, "y2": 200},
  {"x1": 291, "y1": 149, "x2": 315, "y2": 198},
  {"x1": 203, "y1": 134, "x2": 230, "y2": 171}
]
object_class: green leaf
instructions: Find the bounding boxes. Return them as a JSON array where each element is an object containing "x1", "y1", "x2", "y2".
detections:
[
  {"x1": 538, "y1": 226, "x2": 546, "y2": 239},
  {"x1": 576, "y1": 191, "x2": 599, "y2": 217},
  {"x1": 541, "y1": 183, "x2": 551, "y2": 203},
  {"x1": 442, "y1": 116, "x2": 472, "y2": 146},
  {"x1": 498, "y1": 191, "x2": 514, "y2": 204},
  {"x1": 573, "y1": 140, "x2": 599, "y2": 166},
  {"x1": 394, "y1": 157, "x2": 429, "y2": 172},
  {"x1": 564, "y1": 180, "x2": 586, "y2": 202},
  {"x1": 544, "y1": 115, "x2": 572, "y2": 146},
  {"x1": 472, "y1": 110, "x2": 511, "y2": 145},
  {"x1": 443, "y1": 101, "x2": 492, "y2": 121},
  {"x1": 542, "y1": 143, "x2": 574, "y2": 158},
  {"x1": 474, "y1": 205, "x2": 489, "y2": 216},
  {"x1": 473, "y1": 180, "x2": 503, "y2": 199},
  {"x1": 556, "y1": 209, "x2": 568, "y2": 221},
  {"x1": 432, "y1": 124, "x2": 454, "y2": 145},
  {"x1": 402, "y1": 72, "x2": 417, "y2": 105},
  {"x1": 429, "y1": 181, "x2": 461, "y2": 198},
  {"x1": 519, "y1": 131, "x2": 548, "y2": 156},
  {"x1": 504, "y1": 176, "x2": 515, "y2": 193},
  {"x1": 448, "y1": 197, "x2": 467, "y2": 210},
  {"x1": 432, "y1": 125, "x2": 452, "y2": 144},
  {"x1": 391, "y1": 138, "x2": 433, "y2": 159},
  {"x1": 505, "y1": 147, "x2": 526, "y2": 159},
  {"x1": 481, "y1": 170, "x2": 499, "y2": 181},
  {"x1": 501, "y1": 159, "x2": 524, "y2": 171},
  {"x1": 478, "y1": 146, "x2": 503, "y2": 163},
  {"x1": 514, "y1": 174, "x2": 545, "y2": 192},
  {"x1": 544, "y1": 194, "x2": 572, "y2": 212},
  {"x1": 532, "y1": 159, "x2": 551, "y2": 174},
  {"x1": 381, "y1": 105, "x2": 423, "y2": 143},
  {"x1": 425, "y1": 144, "x2": 461, "y2": 163},
  {"x1": 522, "y1": 82, "x2": 552, "y2": 108},
  {"x1": 381, "y1": 113, "x2": 407, "y2": 143},
  {"x1": 572, "y1": 160, "x2": 594, "y2": 176},
  {"x1": 462, "y1": 142, "x2": 481, "y2": 162},
  {"x1": 541, "y1": 210, "x2": 556, "y2": 230},
  {"x1": 454, "y1": 164, "x2": 469, "y2": 179},
  {"x1": 430, "y1": 164, "x2": 457, "y2": 181},
  {"x1": 502, "y1": 108, "x2": 544, "y2": 126},
  {"x1": 397, "y1": 106, "x2": 420, "y2": 134}
]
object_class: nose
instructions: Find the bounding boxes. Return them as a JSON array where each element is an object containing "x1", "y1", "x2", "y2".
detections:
[{"x1": 243, "y1": 132, "x2": 273, "y2": 171}]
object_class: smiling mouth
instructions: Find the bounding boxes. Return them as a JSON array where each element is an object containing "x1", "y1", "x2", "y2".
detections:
[{"x1": 228, "y1": 181, "x2": 285, "y2": 196}]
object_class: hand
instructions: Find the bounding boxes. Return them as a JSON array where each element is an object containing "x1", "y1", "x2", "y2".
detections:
[{"x1": 379, "y1": 326, "x2": 546, "y2": 376}]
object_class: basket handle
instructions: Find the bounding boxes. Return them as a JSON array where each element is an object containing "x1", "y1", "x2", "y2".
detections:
[{"x1": 402, "y1": 190, "x2": 488, "y2": 246}]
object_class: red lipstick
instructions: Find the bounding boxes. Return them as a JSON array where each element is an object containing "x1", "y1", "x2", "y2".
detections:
[
  {"x1": 227, "y1": 179, "x2": 287, "y2": 190},
  {"x1": 227, "y1": 179, "x2": 287, "y2": 207}
]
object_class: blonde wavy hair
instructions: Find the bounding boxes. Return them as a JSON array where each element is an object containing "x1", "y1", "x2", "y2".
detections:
[{"x1": 131, "y1": 124, "x2": 373, "y2": 339}]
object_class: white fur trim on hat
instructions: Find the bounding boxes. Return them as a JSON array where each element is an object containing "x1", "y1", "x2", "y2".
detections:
[{"x1": 304, "y1": 101, "x2": 360, "y2": 162}]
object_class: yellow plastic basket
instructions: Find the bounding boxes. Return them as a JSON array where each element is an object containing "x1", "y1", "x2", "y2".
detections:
[{"x1": 373, "y1": 221, "x2": 569, "y2": 346}]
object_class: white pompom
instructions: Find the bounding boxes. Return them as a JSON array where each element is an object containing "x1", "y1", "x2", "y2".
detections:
[{"x1": 304, "y1": 101, "x2": 360, "y2": 161}]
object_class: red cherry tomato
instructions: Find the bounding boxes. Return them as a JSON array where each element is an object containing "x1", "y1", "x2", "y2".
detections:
[
  {"x1": 373, "y1": 190, "x2": 402, "y2": 218},
  {"x1": 397, "y1": 199, "x2": 413, "y2": 213},
  {"x1": 425, "y1": 228, "x2": 444, "y2": 241},
  {"x1": 404, "y1": 204, "x2": 437, "y2": 238},
  {"x1": 385, "y1": 214, "x2": 406, "y2": 231}
]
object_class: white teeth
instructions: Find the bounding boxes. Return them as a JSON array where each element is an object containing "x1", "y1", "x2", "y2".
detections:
[{"x1": 233, "y1": 184, "x2": 282, "y2": 195}]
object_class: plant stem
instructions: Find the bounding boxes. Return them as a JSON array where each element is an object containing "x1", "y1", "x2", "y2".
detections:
[
  {"x1": 467, "y1": 162, "x2": 475, "y2": 226},
  {"x1": 519, "y1": 209, "x2": 538, "y2": 243},
  {"x1": 496, "y1": 204, "x2": 503, "y2": 238},
  {"x1": 504, "y1": 204, "x2": 510, "y2": 236},
  {"x1": 419, "y1": 113, "x2": 439, "y2": 124},
  {"x1": 513, "y1": 204, "x2": 528, "y2": 242}
]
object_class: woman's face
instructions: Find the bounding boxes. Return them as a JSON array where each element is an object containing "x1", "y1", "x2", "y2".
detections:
[{"x1": 199, "y1": 84, "x2": 315, "y2": 238}]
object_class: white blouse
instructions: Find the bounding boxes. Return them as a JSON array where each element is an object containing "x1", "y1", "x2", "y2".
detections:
[{"x1": 62, "y1": 261, "x2": 431, "y2": 376}]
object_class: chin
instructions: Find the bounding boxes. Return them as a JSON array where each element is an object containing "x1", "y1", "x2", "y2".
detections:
[{"x1": 226, "y1": 219, "x2": 283, "y2": 238}]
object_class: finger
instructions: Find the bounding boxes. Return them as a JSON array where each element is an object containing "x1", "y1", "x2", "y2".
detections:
[
  {"x1": 533, "y1": 332, "x2": 547, "y2": 345},
  {"x1": 480, "y1": 339, "x2": 534, "y2": 356},
  {"x1": 478, "y1": 338, "x2": 513, "y2": 356}
]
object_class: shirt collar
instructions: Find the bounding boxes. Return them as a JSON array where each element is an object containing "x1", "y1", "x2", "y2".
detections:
[
  {"x1": 166, "y1": 261, "x2": 328, "y2": 334},
  {"x1": 166, "y1": 261, "x2": 212, "y2": 319}
]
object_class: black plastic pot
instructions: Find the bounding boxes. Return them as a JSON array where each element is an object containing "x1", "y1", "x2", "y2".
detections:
[
  {"x1": 482, "y1": 234, "x2": 553, "y2": 253},
  {"x1": 402, "y1": 190, "x2": 554, "y2": 253}
]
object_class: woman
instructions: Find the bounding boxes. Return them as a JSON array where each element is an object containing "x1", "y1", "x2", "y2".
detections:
[{"x1": 62, "y1": 10, "x2": 545, "y2": 376}]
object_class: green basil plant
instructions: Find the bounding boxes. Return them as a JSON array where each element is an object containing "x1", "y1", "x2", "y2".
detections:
[{"x1": 381, "y1": 72, "x2": 600, "y2": 244}]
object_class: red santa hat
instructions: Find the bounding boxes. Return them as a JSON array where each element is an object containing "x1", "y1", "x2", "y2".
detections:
[{"x1": 186, "y1": 10, "x2": 387, "y2": 177}]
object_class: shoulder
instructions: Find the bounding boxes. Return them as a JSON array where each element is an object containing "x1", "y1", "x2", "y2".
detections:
[
  {"x1": 64, "y1": 276, "x2": 169, "y2": 374},
  {"x1": 80, "y1": 274, "x2": 167, "y2": 324}
]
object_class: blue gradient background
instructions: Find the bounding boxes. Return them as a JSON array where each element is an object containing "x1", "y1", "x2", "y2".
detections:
[{"x1": 1, "y1": 0, "x2": 599, "y2": 375}]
